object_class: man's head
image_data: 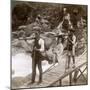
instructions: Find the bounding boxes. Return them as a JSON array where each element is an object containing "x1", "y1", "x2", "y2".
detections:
[
  {"x1": 63, "y1": 8, "x2": 67, "y2": 14},
  {"x1": 37, "y1": 14, "x2": 42, "y2": 20},
  {"x1": 35, "y1": 31, "x2": 40, "y2": 40},
  {"x1": 58, "y1": 36, "x2": 63, "y2": 44},
  {"x1": 63, "y1": 8, "x2": 67, "y2": 12}
]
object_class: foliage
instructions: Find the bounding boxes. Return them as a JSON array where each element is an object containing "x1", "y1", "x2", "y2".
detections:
[
  {"x1": 12, "y1": 2, "x2": 87, "y2": 31},
  {"x1": 12, "y1": 1, "x2": 87, "y2": 55}
]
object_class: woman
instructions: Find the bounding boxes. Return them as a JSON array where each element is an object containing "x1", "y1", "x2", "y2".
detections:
[{"x1": 53, "y1": 35, "x2": 64, "y2": 64}]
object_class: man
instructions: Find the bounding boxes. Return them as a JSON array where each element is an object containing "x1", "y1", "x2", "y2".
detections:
[
  {"x1": 35, "y1": 14, "x2": 42, "y2": 27},
  {"x1": 62, "y1": 8, "x2": 72, "y2": 32},
  {"x1": 31, "y1": 30, "x2": 45, "y2": 84},
  {"x1": 67, "y1": 27, "x2": 76, "y2": 69}
]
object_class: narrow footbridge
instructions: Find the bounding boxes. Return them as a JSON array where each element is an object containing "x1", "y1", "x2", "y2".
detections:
[{"x1": 12, "y1": 51, "x2": 87, "y2": 89}]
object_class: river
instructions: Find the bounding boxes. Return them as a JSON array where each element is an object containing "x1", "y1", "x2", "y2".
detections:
[{"x1": 12, "y1": 52, "x2": 53, "y2": 78}]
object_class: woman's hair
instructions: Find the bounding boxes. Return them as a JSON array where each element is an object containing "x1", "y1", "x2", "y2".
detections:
[{"x1": 57, "y1": 36, "x2": 64, "y2": 44}]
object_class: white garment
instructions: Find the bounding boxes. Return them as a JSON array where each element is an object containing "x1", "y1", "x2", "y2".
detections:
[
  {"x1": 54, "y1": 43, "x2": 63, "y2": 55},
  {"x1": 38, "y1": 38, "x2": 45, "y2": 52},
  {"x1": 72, "y1": 35, "x2": 76, "y2": 45},
  {"x1": 64, "y1": 13, "x2": 70, "y2": 20},
  {"x1": 64, "y1": 13, "x2": 72, "y2": 26},
  {"x1": 53, "y1": 43, "x2": 64, "y2": 63}
]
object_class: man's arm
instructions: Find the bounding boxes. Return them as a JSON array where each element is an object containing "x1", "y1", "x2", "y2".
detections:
[
  {"x1": 18, "y1": 37, "x2": 35, "y2": 40},
  {"x1": 68, "y1": 35, "x2": 76, "y2": 45},
  {"x1": 39, "y1": 38, "x2": 45, "y2": 52},
  {"x1": 72, "y1": 35, "x2": 76, "y2": 44}
]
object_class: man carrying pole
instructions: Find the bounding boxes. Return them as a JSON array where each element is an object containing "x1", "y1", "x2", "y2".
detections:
[
  {"x1": 66, "y1": 26, "x2": 77, "y2": 69},
  {"x1": 31, "y1": 28, "x2": 45, "y2": 84}
]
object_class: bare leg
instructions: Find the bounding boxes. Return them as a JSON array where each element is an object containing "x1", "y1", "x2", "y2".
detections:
[
  {"x1": 38, "y1": 60, "x2": 42, "y2": 83},
  {"x1": 72, "y1": 56, "x2": 75, "y2": 68},
  {"x1": 53, "y1": 53, "x2": 57, "y2": 65},
  {"x1": 72, "y1": 56, "x2": 75, "y2": 64},
  {"x1": 68, "y1": 55, "x2": 71, "y2": 68},
  {"x1": 31, "y1": 60, "x2": 36, "y2": 83}
]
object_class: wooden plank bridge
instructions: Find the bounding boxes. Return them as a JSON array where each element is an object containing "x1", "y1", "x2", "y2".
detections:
[{"x1": 12, "y1": 51, "x2": 87, "y2": 89}]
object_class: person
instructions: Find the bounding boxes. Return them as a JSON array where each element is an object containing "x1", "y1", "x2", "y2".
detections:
[
  {"x1": 62, "y1": 8, "x2": 72, "y2": 32},
  {"x1": 53, "y1": 34, "x2": 64, "y2": 64},
  {"x1": 66, "y1": 27, "x2": 77, "y2": 69},
  {"x1": 31, "y1": 30, "x2": 45, "y2": 84},
  {"x1": 35, "y1": 14, "x2": 42, "y2": 27}
]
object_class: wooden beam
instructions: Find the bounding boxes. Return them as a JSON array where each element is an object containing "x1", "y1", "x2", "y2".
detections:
[
  {"x1": 73, "y1": 69, "x2": 79, "y2": 83},
  {"x1": 69, "y1": 72, "x2": 72, "y2": 86},
  {"x1": 59, "y1": 79, "x2": 62, "y2": 86},
  {"x1": 77, "y1": 67, "x2": 87, "y2": 81}
]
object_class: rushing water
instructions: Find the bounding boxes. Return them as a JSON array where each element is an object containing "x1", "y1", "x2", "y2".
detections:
[{"x1": 12, "y1": 52, "x2": 53, "y2": 77}]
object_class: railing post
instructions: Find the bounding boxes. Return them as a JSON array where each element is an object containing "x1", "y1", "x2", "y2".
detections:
[
  {"x1": 73, "y1": 69, "x2": 79, "y2": 83},
  {"x1": 59, "y1": 79, "x2": 62, "y2": 86},
  {"x1": 69, "y1": 72, "x2": 72, "y2": 86}
]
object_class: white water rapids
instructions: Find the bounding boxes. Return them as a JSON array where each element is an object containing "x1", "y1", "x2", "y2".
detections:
[{"x1": 12, "y1": 52, "x2": 53, "y2": 77}]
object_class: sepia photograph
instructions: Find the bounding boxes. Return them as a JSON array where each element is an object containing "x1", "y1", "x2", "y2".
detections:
[{"x1": 11, "y1": 0, "x2": 88, "y2": 89}]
